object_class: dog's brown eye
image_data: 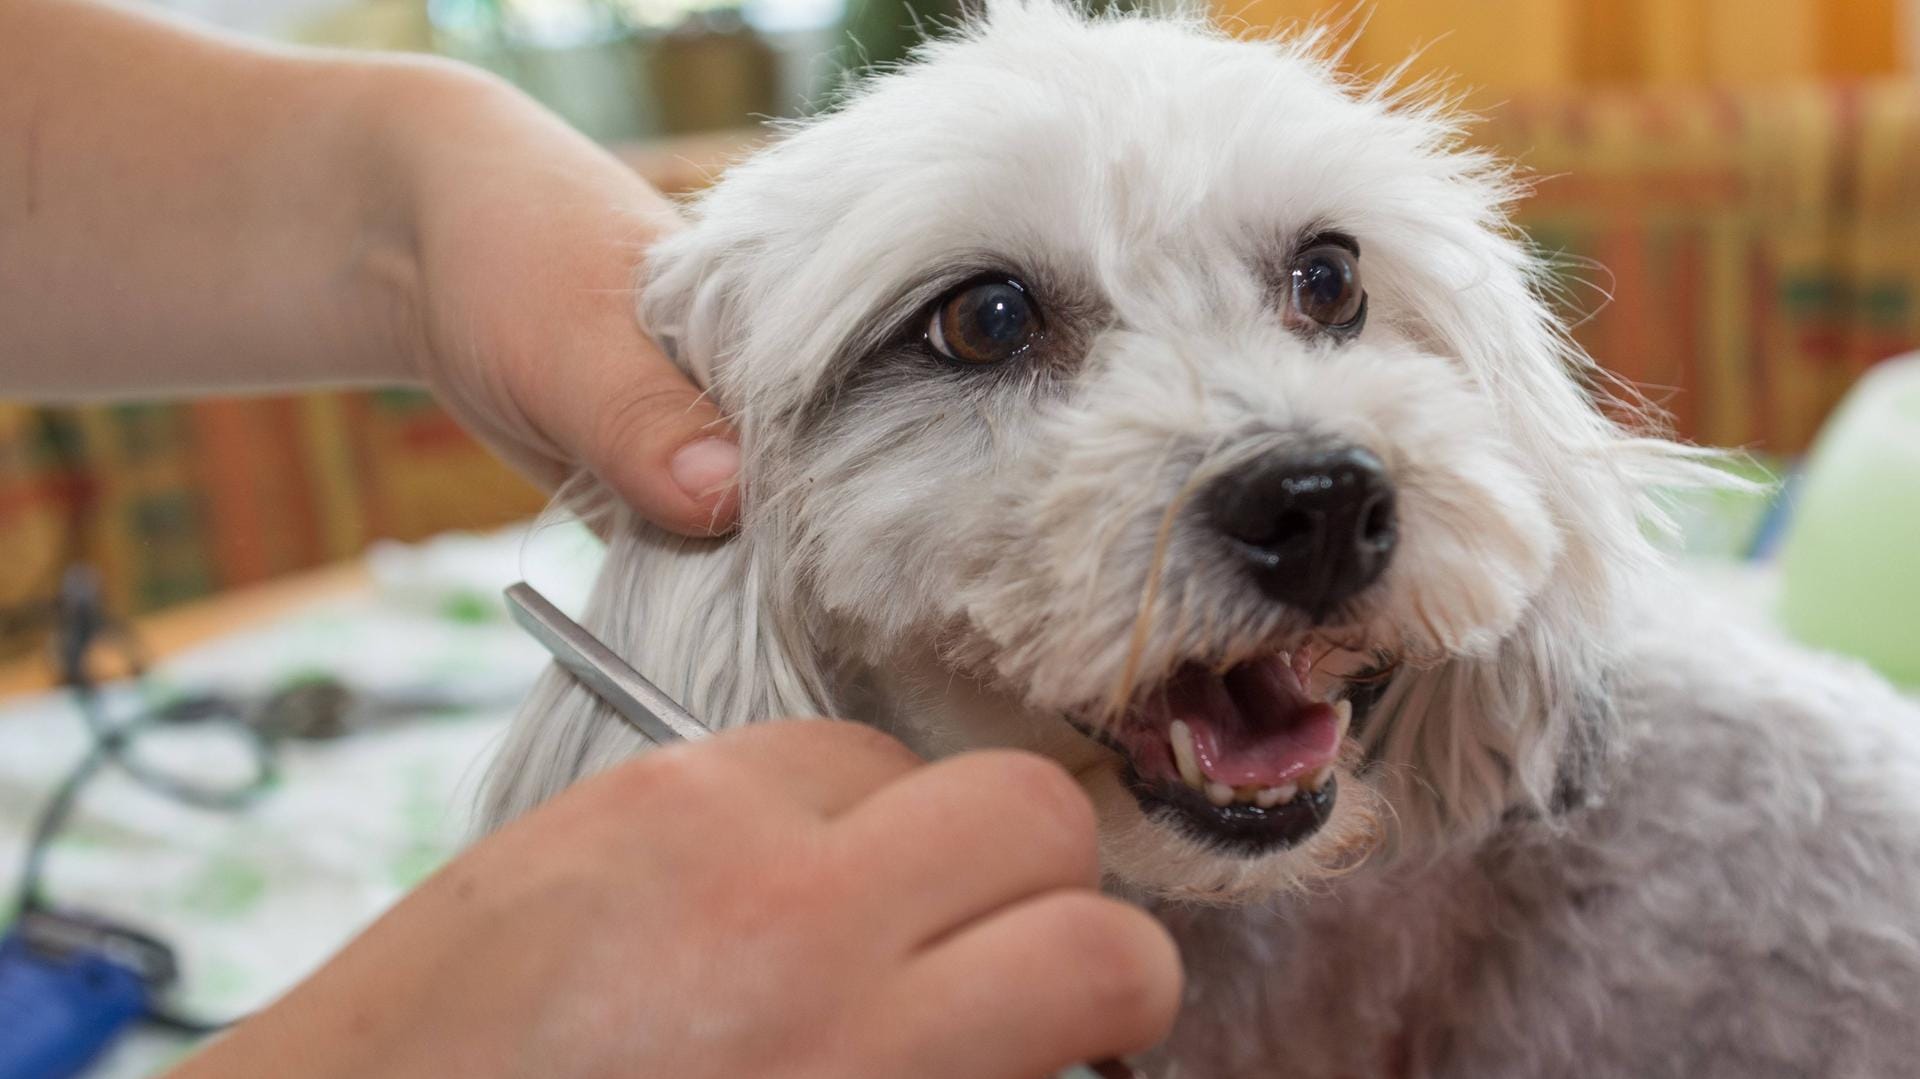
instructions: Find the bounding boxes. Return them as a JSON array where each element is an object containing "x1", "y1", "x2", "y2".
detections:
[
  {"x1": 1289, "y1": 243, "x2": 1366, "y2": 333},
  {"x1": 926, "y1": 277, "x2": 1039, "y2": 366}
]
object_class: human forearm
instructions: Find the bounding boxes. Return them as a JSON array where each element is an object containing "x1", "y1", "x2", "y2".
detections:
[
  {"x1": 0, "y1": 0, "x2": 438, "y2": 397},
  {"x1": 0, "y1": 0, "x2": 740, "y2": 534}
]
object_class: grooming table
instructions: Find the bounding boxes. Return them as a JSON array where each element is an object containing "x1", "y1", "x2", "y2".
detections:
[{"x1": 0, "y1": 524, "x2": 601, "y2": 1076}]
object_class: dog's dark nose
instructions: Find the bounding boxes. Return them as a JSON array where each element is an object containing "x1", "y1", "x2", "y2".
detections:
[{"x1": 1205, "y1": 445, "x2": 1398, "y2": 620}]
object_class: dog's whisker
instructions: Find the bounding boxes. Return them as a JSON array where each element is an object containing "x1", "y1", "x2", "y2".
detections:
[
  {"x1": 1105, "y1": 447, "x2": 1207, "y2": 722},
  {"x1": 1082, "y1": 441, "x2": 1181, "y2": 617}
]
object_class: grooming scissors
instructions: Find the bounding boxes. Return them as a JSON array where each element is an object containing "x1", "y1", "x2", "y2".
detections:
[
  {"x1": 503, "y1": 582, "x2": 1143, "y2": 1079},
  {"x1": 504, "y1": 582, "x2": 706, "y2": 743}
]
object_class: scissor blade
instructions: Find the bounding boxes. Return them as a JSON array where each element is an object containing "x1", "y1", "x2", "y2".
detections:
[{"x1": 504, "y1": 582, "x2": 711, "y2": 745}]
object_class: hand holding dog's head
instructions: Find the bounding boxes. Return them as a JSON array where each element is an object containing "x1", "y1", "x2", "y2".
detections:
[{"x1": 572, "y1": 2, "x2": 1700, "y2": 900}]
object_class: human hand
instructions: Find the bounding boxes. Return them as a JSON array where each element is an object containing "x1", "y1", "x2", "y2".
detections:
[
  {"x1": 0, "y1": 2, "x2": 735, "y2": 538},
  {"x1": 379, "y1": 65, "x2": 739, "y2": 536},
  {"x1": 169, "y1": 720, "x2": 1181, "y2": 1079}
]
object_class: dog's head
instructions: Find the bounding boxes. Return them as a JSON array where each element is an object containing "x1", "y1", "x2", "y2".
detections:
[{"x1": 622, "y1": 3, "x2": 1696, "y2": 900}]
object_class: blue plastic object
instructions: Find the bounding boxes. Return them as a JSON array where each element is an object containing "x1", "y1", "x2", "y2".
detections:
[{"x1": 0, "y1": 915, "x2": 160, "y2": 1079}]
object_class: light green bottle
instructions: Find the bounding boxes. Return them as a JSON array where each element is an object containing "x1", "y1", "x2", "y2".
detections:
[{"x1": 1779, "y1": 354, "x2": 1920, "y2": 689}]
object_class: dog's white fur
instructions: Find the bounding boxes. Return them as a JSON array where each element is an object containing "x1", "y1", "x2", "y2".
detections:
[{"x1": 482, "y1": 6, "x2": 1920, "y2": 1074}]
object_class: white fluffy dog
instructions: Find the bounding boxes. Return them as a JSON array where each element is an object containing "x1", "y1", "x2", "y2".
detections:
[{"x1": 482, "y1": 5, "x2": 1920, "y2": 1075}]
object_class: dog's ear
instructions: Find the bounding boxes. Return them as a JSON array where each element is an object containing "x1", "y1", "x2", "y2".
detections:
[
  {"x1": 638, "y1": 222, "x2": 745, "y2": 393},
  {"x1": 1359, "y1": 223, "x2": 1725, "y2": 853}
]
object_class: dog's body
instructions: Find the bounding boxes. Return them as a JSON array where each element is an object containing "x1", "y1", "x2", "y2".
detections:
[
  {"x1": 1151, "y1": 600, "x2": 1920, "y2": 1077},
  {"x1": 482, "y1": 6, "x2": 1920, "y2": 1075}
]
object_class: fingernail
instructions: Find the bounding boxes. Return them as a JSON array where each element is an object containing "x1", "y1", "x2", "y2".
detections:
[{"x1": 669, "y1": 437, "x2": 740, "y2": 502}]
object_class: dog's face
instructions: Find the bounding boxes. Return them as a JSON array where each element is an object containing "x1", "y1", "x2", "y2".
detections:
[{"x1": 643, "y1": 5, "x2": 1655, "y2": 899}]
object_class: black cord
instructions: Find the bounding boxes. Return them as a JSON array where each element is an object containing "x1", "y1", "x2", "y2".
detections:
[
  {"x1": 3, "y1": 417, "x2": 282, "y2": 1036},
  {"x1": 11, "y1": 568, "x2": 281, "y2": 1036},
  {"x1": 10, "y1": 737, "x2": 110, "y2": 921},
  {"x1": 11, "y1": 689, "x2": 279, "y2": 919}
]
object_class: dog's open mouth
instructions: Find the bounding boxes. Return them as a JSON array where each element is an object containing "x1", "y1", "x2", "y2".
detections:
[{"x1": 1078, "y1": 650, "x2": 1354, "y2": 857}]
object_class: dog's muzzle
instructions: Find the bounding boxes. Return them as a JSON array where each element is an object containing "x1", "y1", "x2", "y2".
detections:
[
  {"x1": 1076, "y1": 649, "x2": 1356, "y2": 857},
  {"x1": 1060, "y1": 444, "x2": 1398, "y2": 857}
]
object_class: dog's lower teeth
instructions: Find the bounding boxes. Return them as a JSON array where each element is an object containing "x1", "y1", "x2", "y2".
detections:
[
  {"x1": 1255, "y1": 783, "x2": 1296, "y2": 808},
  {"x1": 1169, "y1": 719, "x2": 1205, "y2": 790},
  {"x1": 1163, "y1": 695, "x2": 1342, "y2": 807},
  {"x1": 1334, "y1": 697, "x2": 1353, "y2": 738}
]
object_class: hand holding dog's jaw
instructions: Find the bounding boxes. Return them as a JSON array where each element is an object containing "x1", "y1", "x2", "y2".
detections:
[{"x1": 168, "y1": 720, "x2": 1181, "y2": 1079}]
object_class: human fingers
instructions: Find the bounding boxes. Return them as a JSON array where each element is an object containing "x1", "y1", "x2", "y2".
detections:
[
  {"x1": 579, "y1": 718, "x2": 927, "y2": 823},
  {"x1": 832, "y1": 749, "x2": 1102, "y2": 949},
  {"x1": 561, "y1": 314, "x2": 741, "y2": 536},
  {"x1": 506, "y1": 216, "x2": 740, "y2": 539},
  {"x1": 396, "y1": 66, "x2": 742, "y2": 536},
  {"x1": 881, "y1": 890, "x2": 1183, "y2": 1079}
]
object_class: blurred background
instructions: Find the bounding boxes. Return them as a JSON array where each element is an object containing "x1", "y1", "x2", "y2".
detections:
[
  {"x1": 4, "y1": 0, "x2": 1919, "y2": 650},
  {"x1": 5, "y1": 0, "x2": 1919, "y2": 646},
  {"x1": 2, "y1": 3, "x2": 1916, "y2": 1075}
]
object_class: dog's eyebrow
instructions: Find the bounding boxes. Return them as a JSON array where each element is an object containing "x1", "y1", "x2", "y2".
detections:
[
  {"x1": 1301, "y1": 229, "x2": 1361, "y2": 257},
  {"x1": 787, "y1": 265, "x2": 1009, "y2": 426}
]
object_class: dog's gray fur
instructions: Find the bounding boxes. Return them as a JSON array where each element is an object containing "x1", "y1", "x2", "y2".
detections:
[{"x1": 481, "y1": 6, "x2": 1920, "y2": 1074}]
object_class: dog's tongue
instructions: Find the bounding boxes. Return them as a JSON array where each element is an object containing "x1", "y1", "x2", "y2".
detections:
[{"x1": 1162, "y1": 655, "x2": 1341, "y2": 787}]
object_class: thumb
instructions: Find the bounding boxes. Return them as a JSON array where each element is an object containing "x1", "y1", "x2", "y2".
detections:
[{"x1": 576, "y1": 347, "x2": 740, "y2": 536}]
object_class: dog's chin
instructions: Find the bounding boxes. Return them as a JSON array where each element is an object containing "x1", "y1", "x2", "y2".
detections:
[{"x1": 1068, "y1": 642, "x2": 1368, "y2": 862}]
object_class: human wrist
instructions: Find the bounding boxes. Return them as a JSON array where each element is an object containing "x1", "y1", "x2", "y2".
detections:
[
  {"x1": 314, "y1": 53, "x2": 543, "y2": 389},
  {"x1": 326, "y1": 55, "x2": 505, "y2": 386},
  {"x1": 348, "y1": 55, "x2": 632, "y2": 381}
]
